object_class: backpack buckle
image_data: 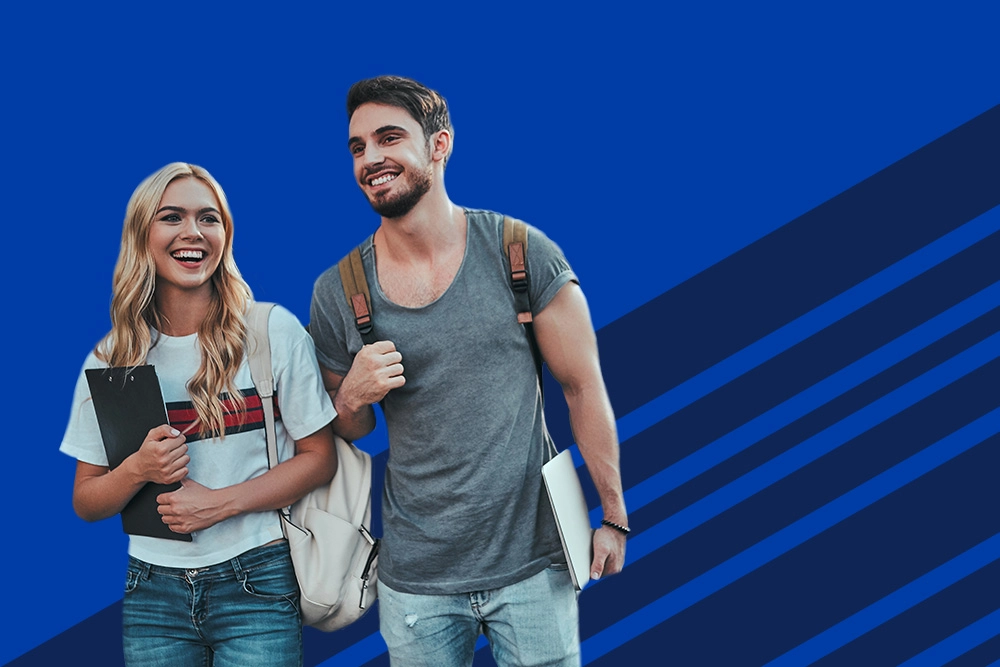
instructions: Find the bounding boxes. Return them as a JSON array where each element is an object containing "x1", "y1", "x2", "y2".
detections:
[
  {"x1": 351, "y1": 294, "x2": 374, "y2": 335},
  {"x1": 508, "y1": 242, "x2": 528, "y2": 292}
]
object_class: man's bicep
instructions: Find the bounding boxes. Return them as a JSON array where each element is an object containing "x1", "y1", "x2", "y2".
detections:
[{"x1": 533, "y1": 282, "x2": 603, "y2": 389}]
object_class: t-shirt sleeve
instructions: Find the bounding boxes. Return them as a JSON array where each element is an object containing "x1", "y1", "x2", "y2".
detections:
[
  {"x1": 308, "y1": 264, "x2": 359, "y2": 377},
  {"x1": 60, "y1": 353, "x2": 112, "y2": 467},
  {"x1": 268, "y1": 305, "x2": 338, "y2": 441},
  {"x1": 525, "y1": 222, "x2": 578, "y2": 315}
]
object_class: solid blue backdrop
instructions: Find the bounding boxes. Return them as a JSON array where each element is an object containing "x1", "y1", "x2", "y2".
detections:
[{"x1": 3, "y1": 2, "x2": 999, "y2": 665}]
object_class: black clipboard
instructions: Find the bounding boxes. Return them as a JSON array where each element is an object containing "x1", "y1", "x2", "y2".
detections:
[{"x1": 85, "y1": 365, "x2": 191, "y2": 541}]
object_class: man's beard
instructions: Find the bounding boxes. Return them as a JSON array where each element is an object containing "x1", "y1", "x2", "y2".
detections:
[{"x1": 368, "y1": 166, "x2": 432, "y2": 219}]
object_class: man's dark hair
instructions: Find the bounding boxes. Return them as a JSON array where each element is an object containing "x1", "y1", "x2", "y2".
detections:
[{"x1": 347, "y1": 75, "x2": 453, "y2": 144}]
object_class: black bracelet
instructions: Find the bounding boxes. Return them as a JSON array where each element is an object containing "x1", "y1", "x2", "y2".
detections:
[{"x1": 601, "y1": 519, "x2": 630, "y2": 535}]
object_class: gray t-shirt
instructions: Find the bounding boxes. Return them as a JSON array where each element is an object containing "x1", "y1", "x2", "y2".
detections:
[{"x1": 309, "y1": 209, "x2": 576, "y2": 594}]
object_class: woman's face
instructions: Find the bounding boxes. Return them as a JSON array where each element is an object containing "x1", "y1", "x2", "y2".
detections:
[{"x1": 148, "y1": 177, "x2": 226, "y2": 299}]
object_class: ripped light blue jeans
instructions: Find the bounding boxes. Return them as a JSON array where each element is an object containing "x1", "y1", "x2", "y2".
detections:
[
  {"x1": 122, "y1": 540, "x2": 301, "y2": 667},
  {"x1": 377, "y1": 564, "x2": 580, "y2": 667}
]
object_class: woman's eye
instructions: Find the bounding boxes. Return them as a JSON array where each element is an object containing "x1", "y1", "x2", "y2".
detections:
[
  {"x1": 162, "y1": 214, "x2": 181, "y2": 222},
  {"x1": 201, "y1": 216, "x2": 220, "y2": 224}
]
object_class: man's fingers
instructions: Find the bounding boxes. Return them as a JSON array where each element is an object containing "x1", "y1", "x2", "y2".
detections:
[
  {"x1": 590, "y1": 553, "x2": 606, "y2": 581},
  {"x1": 589, "y1": 529, "x2": 626, "y2": 580},
  {"x1": 590, "y1": 536, "x2": 611, "y2": 580},
  {"x1": 369, "y1": 340, "x2": 397, "y2": 354}
]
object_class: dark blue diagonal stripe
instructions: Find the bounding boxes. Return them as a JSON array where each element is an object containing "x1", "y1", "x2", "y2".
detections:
[
  {"x1": 581, "y1": 406, "x2": 1000, "y2": 663},
  {"x1": 617, "y1": 280, "x2": 1000, "y2": 515},
  {"x1": 580, "y1": 331, "x2": 1000, "y2": 657},
  {"x1": 626, "y1": 331, "x2": 1000, "y2": 562},
  {"x1": 894, "y1": 607, "x2": 1000, "y2": 667},
  {"x1": 316, "y1": 632, "x2": 386, "y2": 667},
  {"x1": 599, "y1": 104, "x2": 1000, "y2": 417},
  {"x1": 766, "y1": 543, "x2": 1000, "y2": 665},
  {"x1": 614, "y1": 208, "x2": 1000, "y2": 447}
]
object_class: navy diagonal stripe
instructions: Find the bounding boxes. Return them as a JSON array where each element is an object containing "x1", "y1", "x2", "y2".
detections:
[
  {"x1": 596, "y1": 104, "x2": 1000, "y2": 418},
  {"x1": 611, "y1": 335, "x2": 1000, "y2": 593},
  {"x1": 619, "y1": 281, "x2": 1000, "y2": 516},
  {"x1": 623, "y1": 330, "x2": 1000, "y2": 562},
  {"x1": 766, "y1": 542, "x2": 1000, "y2": 666},
  {"x1": 612, "y1": 208, "x2": 1000, "y2": 450},
  {"x1": 578, "y1": 332, "x2": 1000, "y2": 663},
  {"x1": 583, "y1": 342, "x2": 996, "y2": 664},
  {"x1": 891, "y1": 607, "x2": 1000, "y2": 667},
  {"x1": 581, "y1": 407, "x2": 1000, "y2": 663}
]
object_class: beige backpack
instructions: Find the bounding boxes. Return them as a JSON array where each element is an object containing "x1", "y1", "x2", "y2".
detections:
[{"x1": 247, "y1": 301, "x2": 379, "y2": 632}]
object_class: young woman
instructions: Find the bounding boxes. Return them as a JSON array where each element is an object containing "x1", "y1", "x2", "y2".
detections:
[{"x1": 60, "y1": 162, "x2": 337, "y2": 666}]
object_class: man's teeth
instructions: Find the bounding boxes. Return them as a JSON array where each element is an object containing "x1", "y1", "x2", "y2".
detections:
[
  {"x1": 172, "y1": 250, "x2": 204, "y2": 260},
  {"x1": 370, "y1": 174, "x2": 396, "y2": 186}
]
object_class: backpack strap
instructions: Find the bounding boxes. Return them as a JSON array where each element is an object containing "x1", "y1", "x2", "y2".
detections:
[
  {"x1": 333, "y1": 221, "x2": 542, "y2": 392},
  {"x1": 503, "y1": 216, "x2": 543, "y2": 386},
  {"x1": 503, "y1": 215, "x2": 532, "y2": 324},
  {"x1": 338, "y1": 246, "x2": 378, "y2": 345},
  {"x1": 246, "y1": 301, "x2": 293, "y2": 535}
]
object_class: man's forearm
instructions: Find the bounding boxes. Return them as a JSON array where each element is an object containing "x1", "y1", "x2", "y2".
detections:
[
  {"x1": 330, "y1": 387, "x2": 377, "y2": 441},
  {"x1": 564, "y1": 381, "x2": 627, "y2": 525}
]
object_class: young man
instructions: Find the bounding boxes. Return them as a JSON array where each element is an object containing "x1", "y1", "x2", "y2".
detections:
[{"x1": 309, "y1": 75, "x2": 627, "y2": 667}]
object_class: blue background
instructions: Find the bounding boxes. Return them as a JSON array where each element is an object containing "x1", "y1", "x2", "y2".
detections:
[{"x1": 4, "y1": 1, "x2": 1000, "y2": 665}]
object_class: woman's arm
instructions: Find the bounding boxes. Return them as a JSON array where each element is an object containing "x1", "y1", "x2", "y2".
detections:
[
  {"x1": 154, "y1": 422, "x2": 338, "y2": 534},
  {"x1": 72, "y1": 424, "x2": 189, "y2": 522}
]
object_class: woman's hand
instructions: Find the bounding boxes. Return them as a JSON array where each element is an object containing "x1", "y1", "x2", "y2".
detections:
[
  {"x1": 72, "y1": 424, "x2": 189, "y2": 522},
  {"x1": 156, "y1": 478, "x2": 233, "y2": 534},
  {"x1": 132, "y1": 424, "x2": 189, "y2": 485}
]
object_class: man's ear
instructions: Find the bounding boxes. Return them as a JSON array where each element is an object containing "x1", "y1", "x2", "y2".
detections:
[{"x1": 429, "y1": 129, "x2": 453, "y2": 164}]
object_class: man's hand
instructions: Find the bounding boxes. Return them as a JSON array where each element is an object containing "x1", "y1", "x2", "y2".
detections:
[
  {"x1": 338, "y1": 340, "x2": 405, "y2": 411},
  {"x1": 590, "y1": 525, "x2": 627, "y2": 581}
]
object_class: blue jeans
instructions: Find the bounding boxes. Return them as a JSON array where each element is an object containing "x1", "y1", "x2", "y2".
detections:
[
  {"x1": 377, "y1": 564, "x2": 580, "y2": 667},
  {"x1": 122, "y1": 541, "x2": 301, "y2": 667}
]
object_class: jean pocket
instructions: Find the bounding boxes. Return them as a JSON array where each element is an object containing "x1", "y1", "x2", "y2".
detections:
[
  {"x1": 240, "y1": 556, "x2": 300, "y2": 605},
  {"x1": 124, "y1": 566, "x2": 142, "y2": 594}
]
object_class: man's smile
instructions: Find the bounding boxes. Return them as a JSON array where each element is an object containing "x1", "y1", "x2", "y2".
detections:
[{"x1": 367, "y1": 172, "x2": 398, "y2": 188}]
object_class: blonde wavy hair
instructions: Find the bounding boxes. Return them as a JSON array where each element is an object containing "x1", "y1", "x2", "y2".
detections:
[{"x1": 96, "y1": 162, "x2": 253, "y2": 439}]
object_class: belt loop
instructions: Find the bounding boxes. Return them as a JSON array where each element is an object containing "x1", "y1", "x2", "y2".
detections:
[
  {"x1": 230, "y1": 552, "x2": 246, "y2": 580},
  {"x1": 138, "y1": 559, "x2": 152, "y2": 581}
]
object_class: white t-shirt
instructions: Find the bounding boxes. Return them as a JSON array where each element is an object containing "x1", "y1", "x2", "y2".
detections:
[{"x1": 61, "y1": 305, "x2": 336, "y2": 568}]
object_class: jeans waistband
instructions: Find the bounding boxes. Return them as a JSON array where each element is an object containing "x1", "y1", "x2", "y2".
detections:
[{"x1": 129, "y1": 540, "x2": 290, "y2": 581}]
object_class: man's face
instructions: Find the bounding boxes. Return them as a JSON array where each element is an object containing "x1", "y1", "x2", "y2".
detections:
[{"x1": 348, "y1": 102, "x2": 434, "y2": 219}]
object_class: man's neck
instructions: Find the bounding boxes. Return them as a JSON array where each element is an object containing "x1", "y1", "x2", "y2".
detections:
[{"x1": 376, "y1": 190, "x2": 463, "y2": 264}]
